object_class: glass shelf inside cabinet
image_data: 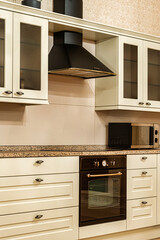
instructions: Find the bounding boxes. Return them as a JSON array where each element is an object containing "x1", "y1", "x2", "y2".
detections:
[
  {"x1": 0, "y1": 19, "x2": 5, "y2": 88},
  {"x1": 20, "y1": 23, "x2": 41, "y2": 91},
  {"x1": 148, "y1": 48, "x2": 160, "y2": 101},
  {"x1": 123, "y1": 44, "x2": 138, "y2": 99}
]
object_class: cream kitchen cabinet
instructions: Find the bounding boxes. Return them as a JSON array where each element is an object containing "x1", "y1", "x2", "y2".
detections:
[
  {"x1": 0, "y1": 207, "x2": 78, "y2": 240},
  {"x1": 0, "y1": 156, "x2": 79, "y2": 240},
  {"x1": 95, "y1": 36, "x2": 160, "y2": 112},
  {"x1": 127, "y1": 197, "x2": 156, "y2": 230},
  {"x1": 0, "y1": 9, "x2": 48, "y2": 104},
  {"x1": 157, "y1": 154, "x2": 160, "y2": 224},
  {"x1": 127, "y1": 168, "x2": 156, "y2": 200},
  {"x1": 127, "y1": 154, "x2": 157, "y2": 230}
]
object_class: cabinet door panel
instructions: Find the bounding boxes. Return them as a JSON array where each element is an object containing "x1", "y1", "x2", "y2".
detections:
[
  {"x1": 127, "y1": 197, "x2": 156, "y2": 230},
  {"x1": 144, "y1": 41, "x2": 160, "y2": 108},
  {"x1": 0, "y1": 173, "x2": 78, "y2": 215},
  {"x1": 0, "y1": 10, "x2": 12, "y2": 97},
  {"x1": 127, "y1": 169, "x2": 156, "y2": 199},
  {"x1": 0, "y1": 207, "x2": 78, "y2": 240},
  {"x1": 119, "y1": 36, "x2": 143, "y2": 107},
  {"x1": 13, "y1": 13, "x2": 48, "y2": 100}
]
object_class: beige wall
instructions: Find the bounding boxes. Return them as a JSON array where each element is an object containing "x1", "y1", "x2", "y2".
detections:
[{"x1": 1, "y1": 0, "x2": 160, "y2": 145}]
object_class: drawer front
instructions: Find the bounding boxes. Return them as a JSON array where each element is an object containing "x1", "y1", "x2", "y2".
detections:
[
  {"x1": 0, "y1": 207, "x2": 78, "y2": 240},
  {"x1": 127, "y1": 154, "x2": 157, "y2": 169},
  {"x1": 0, "y1": 173, "x2": 78, "y2": 215},
  {"x1": 127, "y1": 197, "x2": 156, "y2": 230},
  {"x1": 0, "y1": 156, "x2": 79, "y2": 176},
  {"x1": 127, "y1": 169, "x2": 156, "y2": 199}
]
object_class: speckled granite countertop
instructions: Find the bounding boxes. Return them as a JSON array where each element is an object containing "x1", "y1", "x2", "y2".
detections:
[{"x1": 0, "y1": 145, "x2": 160, "y2": 158}]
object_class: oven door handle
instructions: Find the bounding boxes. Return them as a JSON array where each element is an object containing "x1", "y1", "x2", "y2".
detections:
[{"x1": 87, "y1": 172, "x2": 122, "y2": 178}]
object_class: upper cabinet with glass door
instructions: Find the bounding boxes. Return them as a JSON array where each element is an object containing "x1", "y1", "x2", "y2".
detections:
[
  {"x1": 0, "y1": 10, "x2": 12, "y2": 98},
  {"x1": 95, "y1": 36, "x2": 143, "y2": 111},
  {"x1": 13, "y1": 13, "x2": 48, "y2": 101},
  {"x1": 0, "y1": 9, "x2": 48, "y2": 104},
  {"x1": 144, "y1": 41, "x2": 160, "y2": 108},
  {"x1": 95, "y1": 36, "x2": 160, "y2": 112},
  {"x1": 119, "y1": 37, "x2": 143, "y2": 107}
]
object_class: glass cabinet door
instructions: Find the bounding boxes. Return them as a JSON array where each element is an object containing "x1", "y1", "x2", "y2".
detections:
[
  {"x1": 13, "y1": 13, "x2": 48, "y2": 100},
  {"x1": 119, "y1": 36, "x2": 143, "y2": 106},
  {"x1": 0, "y1": 10, "x2": 12, "y2": 97},
  {"x1": 20, "y1": 23, "x2": 41, "y2": 92},
  {"x1": 145, "y1": 41, "x2": 160, "y2": 108}
]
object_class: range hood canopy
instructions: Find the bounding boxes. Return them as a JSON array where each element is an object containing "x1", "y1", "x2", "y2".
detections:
[{"x1": 48, "y1": 0, "x2": 116, "y2": 79}]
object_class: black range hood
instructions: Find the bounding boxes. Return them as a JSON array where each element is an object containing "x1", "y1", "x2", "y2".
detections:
[{"x1": 48, "y1": 0, "x2": 116, "y2": 79}]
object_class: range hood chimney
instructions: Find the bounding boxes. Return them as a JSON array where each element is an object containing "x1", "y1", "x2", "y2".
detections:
[{"x1": 48, "y1": 0, "x2": 116, "y2": 79}]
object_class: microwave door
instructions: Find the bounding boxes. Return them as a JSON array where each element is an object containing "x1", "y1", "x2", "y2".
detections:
[{"x1": 131, "y1": 126, "x2": 154, "y2": 148}]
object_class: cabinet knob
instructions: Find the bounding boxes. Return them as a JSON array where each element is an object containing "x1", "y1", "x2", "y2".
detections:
[
  {"x1": 138, "y1": 102, "x2": 144, "y2": 105},
  {"x1": 141, "y1": 201, "x2": 148, "y2": 205},
  {"x1": 35, "y1": 178, "x2": 44, "y2": 183},
  {"x1": 142, "y1": 156, "x2": 147, "y2": 160},
  {"x1": 146, "y1": 102, "x2": 151, "y2": 106},
  {"x1": 4, "y1": 90, "x2": 12, "y2": 95},
  {"x1": 16, "y1": 91, "x2": 24, "y2": 96},
  {"x1": 35, "y1": 215, "x2": 43, "y2": 219},
  {"x1": 35, "y1": 160, "x2": 44, "y2": 164},
  {"x1": 142, "y1": 171, "x2": 148, "y2": 175}
]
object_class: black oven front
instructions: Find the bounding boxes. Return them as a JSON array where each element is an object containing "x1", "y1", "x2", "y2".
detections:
[{"x1": 79, "y1": 155, "x2": 126, "y2": 227}]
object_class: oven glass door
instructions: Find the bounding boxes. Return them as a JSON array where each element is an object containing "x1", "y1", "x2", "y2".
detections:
[{"x1": 80, "y1": 169, "x2": 126, "y2": 226}]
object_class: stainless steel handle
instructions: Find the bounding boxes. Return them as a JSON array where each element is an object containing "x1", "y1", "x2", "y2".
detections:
[
  {"x1": 146, "y1": 102, "x2": 151, "y2": 106},
  {"x1": 141, "y1": 201, "x2": 148, "y2": 205},
  {"x1": 35, "y1": 215, "x2": 43, "y2": 219},
  {"x1": 4, "y1": 90, "x2": 12, "y2": 95},
  {"x1": 87, "y1": 172, "x2": 122, "y2": 178},
  {"x1": 142, "y1": 156, "x2": 147, "y2": 160},
  {"x1": 35, "y1": 160, "x2": 44, "y2": 164},
  {"x1": 16, "y1": 91, "x2": 24, "y2": 96},
  {"x1": 35, "y1": 178, "x2": 44, "y2": 182},
  {"x1": 142, "y1": 171, "x2": 148, "y2": 175},
  {"x1": 139, "y1": 102, "x2": 144, "y2": 105}
]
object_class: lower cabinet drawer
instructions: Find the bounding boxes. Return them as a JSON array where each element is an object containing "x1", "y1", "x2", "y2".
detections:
[
  {"x1": 127, "y1": 169, "x2": 156, "y2": 199},
  {"x1": 127, "y1": 154, "x2": 157, "y2": 169},
  {"x1": 127, "y1": 197, "x2": 156, "y2": 230},
  {"x1": 0, "y1": 173, "x2": 78, "y2": 215},
  {"x1": 0, "y1": 207, "x2": 78, "y2": 240},
  {"x1": 0, "y1": 157, "x2": 79, "y2": 176}
]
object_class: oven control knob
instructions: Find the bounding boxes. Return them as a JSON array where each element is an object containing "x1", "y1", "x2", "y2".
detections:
[
  {"x1": 94, "y1": 160, "x2": 100, "y2": 167},
  {"x1": 102, "y1": 160, "x2": 108, "y2": 167}
]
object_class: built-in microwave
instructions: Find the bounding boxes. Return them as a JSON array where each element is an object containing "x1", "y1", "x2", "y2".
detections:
[{"x1": 108, "y1": 123, "x2": 159, "y2": 149}]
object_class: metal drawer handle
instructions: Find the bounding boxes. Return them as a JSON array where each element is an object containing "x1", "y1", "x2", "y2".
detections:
[
  {"x1": 87, "y1": 172, "x2": 122, "y2": 178},
  {"x1": 142, "y1": 157, "x2": 147, "y2": 160},
  {"x1": 146, "y1": 102, "x2": 151, "y2": 106},
  {"x1": 4, "y1": 90, "x2": 12, "y2": 95},
  {"x1": 139, "y1": 102, "x2": 144, "y2": 105},
  {"x1": 16, "y1": 91, "x2": 24, "y2": 96},
  {"x1": 35, "y1": 178, "x2": 44, "y2": 183},
  {"x1": 35, "y1": 215, "x2": 43, "y2": 219},
  {"x1": 142, "y1": 171, "x2": 148, "y2": 175},
  {"x1": 35, "y1": 160, "x2": 44, "y2": 164},
  {"x1": 141, "y1": 201, "x2": 148, "y2": 205}
]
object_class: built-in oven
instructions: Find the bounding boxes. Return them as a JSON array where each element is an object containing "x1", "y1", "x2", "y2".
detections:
[{"x1": 79, "y1": 155, "x2": 126, "y2": 227}]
